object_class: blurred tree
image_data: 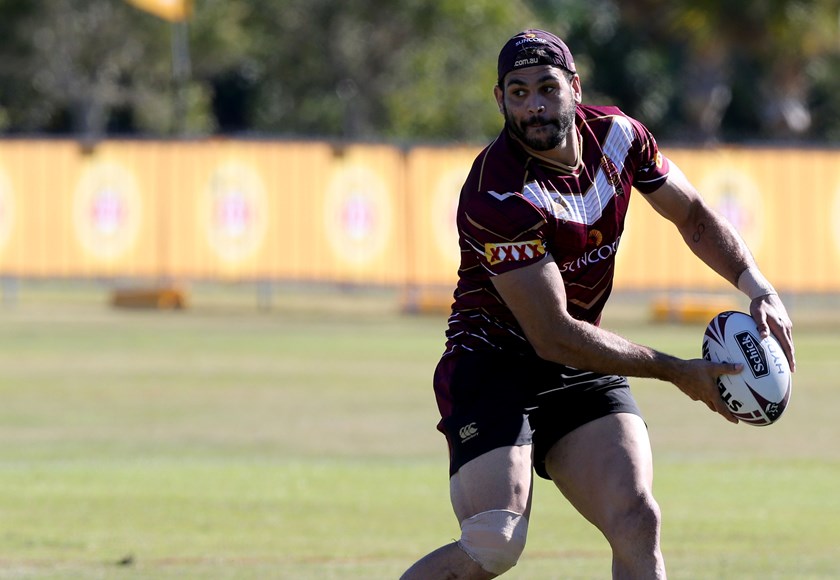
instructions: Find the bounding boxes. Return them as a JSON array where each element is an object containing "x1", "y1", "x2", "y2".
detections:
[
  {"x1": 0, "y1": 0, "x2": 253, "y2": 137},
  {"x1": 378, "y1": 0, "x2": 536, "y2": 141},
  {"x1": 530, "y1": 0, "x2": 681, "y2": 136},
  {"x1": 807, "y1": 52, "x2": 840, "y2": 141},
  {"x1": 5, "y1": 0, "x2": 170, "y2": 138},
  {"x1": 188, "y1": 0, "x2": 257, "y2": 133},
  {"x1": 620, "y1": 0, "x2": 840, "y2": 141},
  {"x1": 0, "y1": 0, "x2": 838, "y2": 142},
  {"x1": 0, "y1": 0, "x2": 39, "y2": 132},
  {"x1": 237, "y1": 0, "x2": 537, "y2": 141}
]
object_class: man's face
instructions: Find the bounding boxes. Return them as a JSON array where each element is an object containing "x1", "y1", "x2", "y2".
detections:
[{"x1": 495, "y1": 65, "x2": 580, "y2": 152}]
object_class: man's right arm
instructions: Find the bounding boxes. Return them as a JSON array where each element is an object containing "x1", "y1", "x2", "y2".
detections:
[{"x1": 491, "y1": 255, "x2": 740, "y2": 423}]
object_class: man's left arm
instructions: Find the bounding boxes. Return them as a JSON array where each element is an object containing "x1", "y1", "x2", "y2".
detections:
[{"x1": 642, "y1": 161, "x2": 796, "y2": 371}]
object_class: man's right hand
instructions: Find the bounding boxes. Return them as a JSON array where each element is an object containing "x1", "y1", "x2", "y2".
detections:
[{"x1": 672, "y1": 359, "x2": 742, "y2": 424}]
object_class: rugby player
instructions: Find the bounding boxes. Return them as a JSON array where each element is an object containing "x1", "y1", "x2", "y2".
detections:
[{"x1": 401, "y1": 29, "x2": 795, "y2": 579}]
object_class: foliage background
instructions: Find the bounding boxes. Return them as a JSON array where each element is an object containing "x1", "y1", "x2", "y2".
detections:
[{"x1": 1, "y1": 0, "x2": 840, "y2": 143}]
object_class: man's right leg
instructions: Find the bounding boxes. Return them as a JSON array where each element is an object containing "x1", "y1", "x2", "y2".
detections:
[{"x1": 400, "y1": 444, "x2": 533, "y2": 580}]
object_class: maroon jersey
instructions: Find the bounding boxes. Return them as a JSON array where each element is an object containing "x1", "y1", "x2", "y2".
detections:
[{"x1": 443, "y1": 104, "x2": 670, "y2": 357}]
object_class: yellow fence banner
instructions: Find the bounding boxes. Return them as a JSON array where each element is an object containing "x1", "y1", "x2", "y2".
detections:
[
  {"x1": 405, "y1": 147, "x2": 474, "y2": 287},
  {"x1": 0, "y1": 139, "x2": 838, "y2": 293}
]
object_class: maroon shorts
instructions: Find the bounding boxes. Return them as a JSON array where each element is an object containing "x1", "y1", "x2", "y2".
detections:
[{"x1": 434, "y1": 350, "x2": 642, "y2": 480}]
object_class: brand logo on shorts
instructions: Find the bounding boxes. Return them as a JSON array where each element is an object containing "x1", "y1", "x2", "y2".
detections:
[
  {"x1": 485, "y1": 239, "x2": 546, "y2": 265},
  {"x1": 459, "y1": 422, "x2": 478, "y2": 442}
]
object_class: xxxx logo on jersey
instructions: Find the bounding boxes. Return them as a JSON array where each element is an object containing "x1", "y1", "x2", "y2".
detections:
[{"x1": 485, "y1": 239, "x2": 546, "y2": 265}]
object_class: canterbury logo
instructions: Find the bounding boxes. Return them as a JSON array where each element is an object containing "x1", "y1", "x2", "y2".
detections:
[
  {"x1": 459, "y1": 422, "x2": 478, "y2": 441},
  {"x1": 485, "y1": 240, "x2": 546, "y2": 265}
]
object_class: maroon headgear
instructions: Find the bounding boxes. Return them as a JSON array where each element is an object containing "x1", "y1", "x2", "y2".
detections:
[{"x1": 497, "y1": 29, "x2": 576, "y2": 86}]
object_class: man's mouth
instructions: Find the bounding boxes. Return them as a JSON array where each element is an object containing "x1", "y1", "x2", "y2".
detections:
[{"x1": 525, "y1": 117, "x2": 552, "y2": 129}]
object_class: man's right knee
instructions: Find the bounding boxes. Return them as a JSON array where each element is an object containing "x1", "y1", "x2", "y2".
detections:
[{"x1": 457, "y1": 509, "x2": 528, "y2": 575}]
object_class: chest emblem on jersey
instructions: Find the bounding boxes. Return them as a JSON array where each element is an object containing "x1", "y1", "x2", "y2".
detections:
[
  {"x1": 588, "y1": 229, "x2": 603, "y2": 247},
  {"x1": 485, "y1": 239, "x2": 546, "y2": 266},
  {"x1": 600, "y1": 156, "x2": 622, "y2": 194}
]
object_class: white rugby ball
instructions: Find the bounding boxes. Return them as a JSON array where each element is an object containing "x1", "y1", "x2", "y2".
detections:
[{"x1": 702, "y1": 310, "x2": 792, "y2": 426}]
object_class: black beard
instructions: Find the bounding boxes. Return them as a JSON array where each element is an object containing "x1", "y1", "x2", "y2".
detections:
[{"x1": 504, "y1": 104, "x2": 575, "y2": 151}]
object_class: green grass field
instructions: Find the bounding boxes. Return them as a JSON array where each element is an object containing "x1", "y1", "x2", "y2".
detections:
[{"x1": 0, "y1": 282, "x2": 838, "y2": 579}]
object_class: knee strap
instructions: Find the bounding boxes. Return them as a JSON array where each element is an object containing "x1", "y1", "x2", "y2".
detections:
[{"x1": 457, "y1": 509, "x2": 528, "y2": 575}]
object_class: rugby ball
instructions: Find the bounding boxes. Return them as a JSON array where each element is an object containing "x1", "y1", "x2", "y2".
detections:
[{"x1": 702, "y1": 311, "x2": 792, "y2": 426}]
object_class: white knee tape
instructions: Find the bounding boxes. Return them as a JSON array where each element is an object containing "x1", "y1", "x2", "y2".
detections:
[{"x1": 457, "y1": 509, "x2": 528, "y2": 575}]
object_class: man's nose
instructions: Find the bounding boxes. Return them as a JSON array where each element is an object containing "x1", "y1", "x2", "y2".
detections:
[{"x1": 528, "y1": 100, "x2": 546, "y2": 114}]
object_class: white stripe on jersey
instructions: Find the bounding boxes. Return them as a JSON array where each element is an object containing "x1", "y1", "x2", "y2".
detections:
[
  {"x1": 443, "y1": 309, "x2": 529, "y2": 356},
  {"x1": 520, "y1": 116, "x2": 635, "y2": 226}
]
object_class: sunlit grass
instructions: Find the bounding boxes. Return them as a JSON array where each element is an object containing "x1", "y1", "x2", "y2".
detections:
[{"x1": 0, "y1": 282, "x2": 837, "y2": 579}]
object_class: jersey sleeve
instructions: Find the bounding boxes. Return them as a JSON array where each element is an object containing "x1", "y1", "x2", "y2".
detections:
[
  {"x1": 629, "y1": 118, "x2": 670, "y2": 194},
  {"x1": 459, "y1": 189, "x2": 550, "y2": 277}
]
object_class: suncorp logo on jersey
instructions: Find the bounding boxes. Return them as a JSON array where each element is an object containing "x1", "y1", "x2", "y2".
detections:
[{"x1": 558, "y1": 235, "x2": 621, "y2": 273}]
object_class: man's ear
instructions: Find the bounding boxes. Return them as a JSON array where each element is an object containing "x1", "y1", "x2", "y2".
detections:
[
  {"x1": 571, "y1": 75, "x2": 582, "y2": 104},
  {"x1": 494, "y1": 85, "x2": 504, "y2": 114}
]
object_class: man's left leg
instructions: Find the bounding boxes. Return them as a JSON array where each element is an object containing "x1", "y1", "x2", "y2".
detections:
[{"x1": 543, "y1": 412, "x2": 666, "y2": 579}]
